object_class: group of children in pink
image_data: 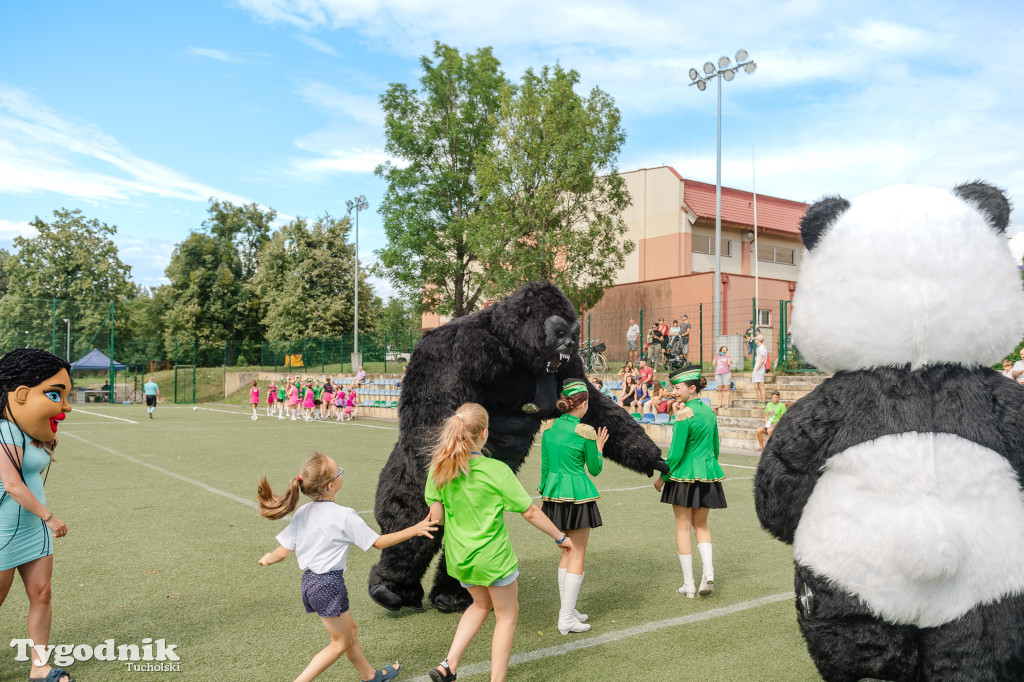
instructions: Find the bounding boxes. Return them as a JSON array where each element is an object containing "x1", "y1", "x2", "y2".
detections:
[{"x1": 249, "y1": 377, "x2": 360, "y2": 422}]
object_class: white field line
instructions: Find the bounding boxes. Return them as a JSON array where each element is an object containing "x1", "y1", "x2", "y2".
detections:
[
  {"x1": 61, "y1": 432, "x2": 258, "y2": 509},
  {"x1": 406, "y1": 591, "x2": 795, "y2": 681},
  {"x1": 720, "y1": 462, "x2": 757, "y2": 470},
  {"x1": 71, "y1": 409, "x2": 137, "y2": 423}
]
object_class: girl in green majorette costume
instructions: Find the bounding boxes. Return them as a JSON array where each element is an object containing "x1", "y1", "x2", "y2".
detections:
[
  {"x1": 653, "y1": 364, "x2": 727, "y2": 598},
  {"x1": 539, "y1": 380, "x2": 609, "y2": 635},
  {"x1": 425, "y1": 403, "x2": 574, "y2": 682}
]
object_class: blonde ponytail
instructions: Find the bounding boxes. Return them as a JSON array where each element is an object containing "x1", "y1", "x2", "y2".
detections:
[
  {"x1": 257, "y1": 452, "x2": 335, "y2": 519},
  {"x1": 429, "y1": 403, "x2": 488, "y2": 488}
]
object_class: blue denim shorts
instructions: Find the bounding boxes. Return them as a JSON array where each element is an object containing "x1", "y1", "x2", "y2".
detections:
[
  {"x1": 460, "y1": 568, "x2": 519, "y2": 589},
  {"x1": 301, "y1": 569, "x2": 349, "y2": 617}
]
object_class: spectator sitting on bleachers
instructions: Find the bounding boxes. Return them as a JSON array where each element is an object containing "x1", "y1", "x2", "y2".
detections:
[
  {"x1": 619, "y1": 375, "x2": 637, "y2": 408},
  {"x1": 353, "y1": 365, "x2": 367, "y2": 387},
  {"x1": 594, "y1": 378, "x2": 616, "y2": 404},
  {"x1": 644, "y1": 385, "x2": 674, "y2": 418},
  {"x1": 630, "y1": 379, "x2": 650, "y2": 413},
  {"x1": 397, "y1": 365, "x2": 406, "y2": 389}
]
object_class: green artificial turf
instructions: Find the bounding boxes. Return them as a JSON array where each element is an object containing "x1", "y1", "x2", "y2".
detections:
[{"x1": 0, "y1": 404, "x2": 820, "y2": 681}]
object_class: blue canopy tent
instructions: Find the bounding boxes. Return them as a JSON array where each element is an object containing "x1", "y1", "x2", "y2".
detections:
[
  {"x1": 69, "y1": 349, "x2": 125, "y2": 403},
  {"x1": 70, "y1": 348, "x2": 126, "y2": 371}
]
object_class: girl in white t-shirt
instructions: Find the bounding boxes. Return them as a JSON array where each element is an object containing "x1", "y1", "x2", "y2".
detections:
[{"x1": 258, "y1": 453, "x2": 437, "y2": 682}]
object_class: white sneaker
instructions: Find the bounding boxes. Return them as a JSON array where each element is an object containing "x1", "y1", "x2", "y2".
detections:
[
  {"x1": 678, "y1": 584, "x2": 695, "y2": 598},
  {"x1": 699, "y1": 574, "x2": 714, "y2": 596}
]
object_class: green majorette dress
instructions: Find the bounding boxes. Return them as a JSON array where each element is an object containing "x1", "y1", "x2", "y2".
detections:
[
  {"x1": 660, "y1": 397, "x2": 727, "y2": 509},
  {"x1": 539, "y1": 413, "x2": 604, "y2": 530}
]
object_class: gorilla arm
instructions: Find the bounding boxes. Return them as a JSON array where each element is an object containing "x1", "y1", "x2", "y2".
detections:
[{"x1": 559, "y1": 358, "x2": 666, "y2": 476}]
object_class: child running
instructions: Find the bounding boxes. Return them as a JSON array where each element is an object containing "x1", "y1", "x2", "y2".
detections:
[
  {"x1": 425, "y1": 403, "x2": 574, "y2": 682},
  {"x1": 250, "y1": 380, "x2": 260, "y2": 421},
  {"x1": 258, "y1": 453, "x2": 437, "y2": 682}
]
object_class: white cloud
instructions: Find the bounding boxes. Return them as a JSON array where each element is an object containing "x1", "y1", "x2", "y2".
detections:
[
  {"x1": 294, "y1": 34, "x2": 341, "y2": 56},
  {"x1": 186, "y1": 46, "x2": 246, "y2": 63},
  {"x1": 0, "y1": 83, "x2": 256, "y2": 206},
  {"x1": 299, "y1": 82, "x2": 383, "y2": 127}
]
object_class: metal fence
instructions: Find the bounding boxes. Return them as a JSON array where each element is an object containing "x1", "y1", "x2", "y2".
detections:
[{"x1": 1, "y1": 297, "x2": 820, "y2": 400}]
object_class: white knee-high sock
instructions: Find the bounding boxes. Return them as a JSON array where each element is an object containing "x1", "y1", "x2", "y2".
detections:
[
  {"x1": 678, "y1": 553, "x2": 694, "y2": 595},
  {"x1": 558, "y1": 573, "x2": 591, "y2": 634},
  {"x1": 697, "y1": 542, "x2": 713, "y2": 578},
  {"x1": 558, "y1": 567, "x2": 587, "y2": 622}
]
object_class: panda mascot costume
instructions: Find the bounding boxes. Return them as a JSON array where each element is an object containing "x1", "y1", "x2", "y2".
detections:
[{"x1": 755, "y1": 181, "x2": 1024, "y2": 681}]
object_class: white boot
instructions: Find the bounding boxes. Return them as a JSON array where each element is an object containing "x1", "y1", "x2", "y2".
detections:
[
  {"x1": 558, "y1": 568, "x2": 588, "y2": 622},
  {"x1": 678, "y1": 553, "x2": 695, "y2": 597},
  {"x1": 697, "y1": 543, "x2": 714, "y2": 595},
  {"x1": 557, "y1": 573, "x2": 591, "y2": 635}
]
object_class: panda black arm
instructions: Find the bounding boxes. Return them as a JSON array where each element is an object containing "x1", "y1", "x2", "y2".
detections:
[
  {"x1": 986, "y1": 372, "x2": 1024, "y2": 487},
  {"x1": 754, "y1": 388, "x2": 836, "y2": 545}
]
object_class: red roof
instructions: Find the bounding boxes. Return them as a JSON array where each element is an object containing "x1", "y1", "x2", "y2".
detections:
[{"x1": 682, "y1": 177, "x2": 807, "y2": 237}]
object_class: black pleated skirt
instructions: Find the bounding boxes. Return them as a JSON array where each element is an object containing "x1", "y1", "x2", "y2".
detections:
[
  {"x1": 541, "y1": 500, "x2": 603, "y2": 531},
  {"x1": 660, "y1": 480, "x2": 728, "y2": 509}
]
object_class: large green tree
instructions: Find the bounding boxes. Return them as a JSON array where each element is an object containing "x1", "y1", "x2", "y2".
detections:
[
  {"x1": 478, "y1": 65, "x2": 633, "y2": 310},
  {"x1": 250, "y1": 214, "x2": 375, "y2": 339},
  {"x1": 204, "y1": 199, "x2": 275, "y2": 282},
  {"x1": 163, "y1": 231, "x2": 248, "y2": 354},
  {"x1": 0, "y1": 208, "x2": 135, "y2": 357},
  {"x1": 374, "y1": 42, "x2": 509, "y2": 317}
]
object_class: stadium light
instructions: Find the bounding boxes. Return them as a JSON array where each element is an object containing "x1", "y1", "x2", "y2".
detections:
[
  {"x1": 346, "y1": 195, "x2": 369, "y2": 370},
  {"x1": 689, "y1": 50, "x2": 757, "y2": 341}
]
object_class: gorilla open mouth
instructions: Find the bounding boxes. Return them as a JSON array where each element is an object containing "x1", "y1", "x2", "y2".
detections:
[{"x1": 547, "y1": 353, "x2": 570, "y2": 373}]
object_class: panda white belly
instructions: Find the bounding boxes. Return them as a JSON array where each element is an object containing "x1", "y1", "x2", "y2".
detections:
[{"x1": 793, "y1": 431, "x2": 1024, "y2": 628}]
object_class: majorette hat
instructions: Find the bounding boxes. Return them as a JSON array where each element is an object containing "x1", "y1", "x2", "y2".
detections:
[
  {"x1": 669, "y1": 364, "x2": 703, "y2": 385},
  {"x1": 561, "y1": 380, "x2": 588, "y2": 397}
]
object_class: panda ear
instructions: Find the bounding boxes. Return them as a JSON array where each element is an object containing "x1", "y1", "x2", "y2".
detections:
[
  {"x1": 800, "y1": 195, "x2": 850, "y2": 250},
  {"x1": 953, "y1": 181, "x2": 1011, "y2": 234}
]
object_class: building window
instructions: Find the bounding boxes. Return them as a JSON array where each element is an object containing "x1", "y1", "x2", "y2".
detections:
[
  {"x1": 757, "y1": 309, "x2": 771, "y2": 327},
  {"x1": 693, "y1": 234, "x2": 731, "y2": 257},
  {"x1": 757, "y1": 244, "x2": 795, "y2": 265}
]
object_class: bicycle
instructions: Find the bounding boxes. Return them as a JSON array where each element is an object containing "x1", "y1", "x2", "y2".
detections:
[{"x1": 583, "y1": 339, "x2": 609, "y2": 374}]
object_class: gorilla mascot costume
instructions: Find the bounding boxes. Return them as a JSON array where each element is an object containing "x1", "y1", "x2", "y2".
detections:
[{"x1": 369, "y1": 280, "x2": 667, "y2": 613}]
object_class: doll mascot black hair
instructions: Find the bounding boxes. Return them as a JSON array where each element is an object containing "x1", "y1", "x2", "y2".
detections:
[
  {"x1": 369, "y1": 280, "x2": 667, "y2": 612},
  {"x1": 755, "y1": 182, "x2": 1024, "y2": 681}
]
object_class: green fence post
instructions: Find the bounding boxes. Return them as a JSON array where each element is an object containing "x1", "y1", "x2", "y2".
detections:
[
  {"x1": 51, "y1": 299, "x2": 57, "y2": 356},
  {"x1": 174, "y1": 338, "x2": 178, "y2": 403},
  {"x1": 321, "y1": 338, "x2": 325, "y2": 374},
  {"x1": 699, "y1": 303, "x2": 704, "y2": 370},
  {"x1": 586, "y1": 314, "x2": 591, "y2": 369},
  {"x1": 193, "y1": 338, "x2": 197, "y2": 406},
  {"x1": 108, "y1": 302, "x2": 115, "y2": 403}
]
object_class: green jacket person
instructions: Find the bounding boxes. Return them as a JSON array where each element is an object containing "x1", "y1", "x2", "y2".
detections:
[
  {"x1": 539, "y1": 379, "x2": 609, "y2": 635},
  {"x1": 654, "y1": 365, "x2": 727, "y2": 598}
]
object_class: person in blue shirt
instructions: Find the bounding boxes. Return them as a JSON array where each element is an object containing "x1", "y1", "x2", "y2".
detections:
[{"x1": 143, "y1": 377, "x2": 160, "y2": 419}]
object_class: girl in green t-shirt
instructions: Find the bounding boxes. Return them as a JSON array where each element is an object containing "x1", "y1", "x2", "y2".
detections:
[
  {"x1": 756, "y1": 391, "x2": 788, "y2": 450},
  {"x1": 425, "y1": 403, "x2": 574, "y2": 682}
]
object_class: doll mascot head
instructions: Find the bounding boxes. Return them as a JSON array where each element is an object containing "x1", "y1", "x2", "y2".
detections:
[{"x1": 1, "y1": 348, "x2": 73, "y2": 455}]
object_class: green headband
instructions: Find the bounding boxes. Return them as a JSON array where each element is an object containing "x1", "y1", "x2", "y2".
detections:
[
  {"x1": 669, "y1": 369, "x2": 702, "y2": 385},
  {"x1": 561, "y1": 381, "x2": 588, "y2": 397}
]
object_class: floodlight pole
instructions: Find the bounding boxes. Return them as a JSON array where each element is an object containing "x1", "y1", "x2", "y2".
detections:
[
  {"x1": 346, "y1": 195, "x2": 369, "y2": 371},
  {"x1": 689, "y1": 51, "x2": 756, "y2": 342}
]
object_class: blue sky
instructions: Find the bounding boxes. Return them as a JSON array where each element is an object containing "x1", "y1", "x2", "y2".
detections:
[{"x1": 2, "y1": 0, "x2": 1022, "y2": 296}]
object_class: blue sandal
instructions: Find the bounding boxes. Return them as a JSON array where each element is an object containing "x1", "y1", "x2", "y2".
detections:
[
  {"x1": 29, "y1": 669, "x2": 74, "y2": 682},
  {"x1": 368, "y1": 663, "x2": 402, "y2": 682}
]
